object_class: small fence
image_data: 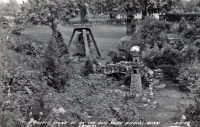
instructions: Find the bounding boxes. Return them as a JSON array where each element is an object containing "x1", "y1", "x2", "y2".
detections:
[
  {"x1": 159, "y1": 13, "x2": 200, "y2": 22},
  {"x1": 66, "y1": 18, "x2": 126, "y2": 26}
]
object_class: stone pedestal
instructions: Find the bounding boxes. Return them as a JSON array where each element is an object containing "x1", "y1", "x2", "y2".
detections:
[{"x1": 130, "y1": 74, "x2": 142, "y2": 94}]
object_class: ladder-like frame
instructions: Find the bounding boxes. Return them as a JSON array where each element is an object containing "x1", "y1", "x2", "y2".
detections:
[{"x1": 68, "y1": 28, "x2": 101, "y2": 57}]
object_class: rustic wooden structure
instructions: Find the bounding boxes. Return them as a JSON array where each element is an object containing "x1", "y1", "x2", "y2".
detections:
[{"x1": 68, "y1": 28, "x2": 101, "y2": 57}]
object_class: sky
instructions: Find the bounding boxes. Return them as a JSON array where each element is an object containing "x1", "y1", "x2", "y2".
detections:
[{"x1": 0, "y1": 0, "x2": 27, "y2": 4}]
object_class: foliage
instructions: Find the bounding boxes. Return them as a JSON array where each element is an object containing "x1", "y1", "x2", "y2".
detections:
[
  {"x1": 139, "y1": 17, "x2": 171, "y2": 47},
  {"x1": 0, "y1": 17, "x2": 10, "y2": 29},
  {"x1": 177, "y1": 17, "x2": 188, "y2": 34},
  {"x1": 0, "y1": 27, "x2": 141, "y2": 123},
  {"x1": 14, "y1": 15, "x2": 25, "y2": 26},
  {"x1": 42, "y1": 34, "x2": 72, "y2": 91},
  {"x1": 0, "y1": 17, "x2": 8, "y2": 24},
  {"x1": 0, "y1": 27, "x2": 50, "y2": 126},
  {"x1": 181, "y1": 29, "x2": 196, "y2": 42},
  {"x1": 176, "y1": 64, "x2": 199, "y2": 92},
  {"x1": 185, "y1": 66, "x2": 200, "y2": 126},
  {"x1": 23, "y1": 0, "x2": 77, "y2": 33},
  {"x1": 81, "y1": 59, "x2": 94, "y2": 76},
  {"x1": 2, "y1": 0, "x2": 20, "y2": 16}
]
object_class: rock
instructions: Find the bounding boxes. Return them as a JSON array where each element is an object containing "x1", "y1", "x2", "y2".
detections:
[
  {"x1": 165, "y1": 105, "x2": 179, "y2": 111},
  {"x1": 167, "y1": 93, "x2": 182, "y2": 99},
  {"x1": 152, "y1": 101, "x2": 158, "y2": 105},
  {"x1": 181, "y1": 115, "x2": 186, "y2": 120},
  {"x1": 52, "y1": 108, "x2": 58, "y2": 113},
  {"x1": 142, "y1": 97, "x2": 148, "y2": 103},
  {"x1": 180, "y1": 100, "x2": 196, "y2": 108},
  {"x1": 113, "y1": 107, "x2": 120, "y2": 112},
  {"x1": 154, "y1": 69, "x2": 163, "y2": 73},
  {"x1": 39, "y1": 112, "x2": 43, "y2": 116},
  {"x1": 157, "y1": 112, "x2": 177, "y2": 119},
  {"x1": 24, "y1": 86, "x2": 33, "y2": 94},
  {"x1": 114, "y1": 89, "x2": 123, "y2": 94},
  {"x1": 89, "y1": 74, "x2": 106, "y2": 80},
  {"x1": 143, "y1": 104, "x2": 148, "y2": 107},
  {"x1": 97, "y1": 93, "x2": 104, "y2": 99},
  {"x1": 149, "y1": 92, "x2": 154, "y2": 99},
  {"x1": 154, "y1": 69, "x2": 163, "y2": 79},
  {"x1": 150, "y1": 101, "x2": 158, "y2": 109},
  {"x1": 150, "y1": 104, "x2": 157, "y2": 109},
  {"x1": 154, "y1": 83, "x2": 166, "y2": 89},
  {"x1": 58, "y1": 107, "x2": 66, "y2": 114},
  {"x1": 153, "y1": 79, "x2": 160, "y2": 85}
]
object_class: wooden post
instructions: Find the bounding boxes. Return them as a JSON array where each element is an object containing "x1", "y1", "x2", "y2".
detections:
[
  {"x1": 68, "y1": 29, "x2": 76, "y2": 47},
  {"x1": 82, "y1": 29, "x2": 94, "y2": 75},
  {"x1": 88, "y1": 30, "x2": 101, "y2": 57},
  {"x1": 82, "y1": 30, "x2": 91, "y2": 58}
]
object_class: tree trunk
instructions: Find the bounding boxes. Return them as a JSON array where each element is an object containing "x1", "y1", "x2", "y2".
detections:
[
  {"x1": 126, "y1": 15, "x2": 134, "y2": 36},
  {"x1": 51, "y1": 22, "x2": 57, "y2": 35},
  {"x1": 80, "y1": 5, "x2": 87, "y2": 24},
  {"x1": 142, "y1": 0, "x2": 147, "y2": 19}
]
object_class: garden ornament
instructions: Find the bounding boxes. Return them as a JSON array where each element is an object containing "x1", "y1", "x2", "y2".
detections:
[{"x1": 68, "y1": 27, "x2": 101, "y2": 57}]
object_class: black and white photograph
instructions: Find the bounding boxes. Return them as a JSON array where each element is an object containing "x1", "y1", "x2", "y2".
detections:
[{"x1": 0, "y1": 0, "x2": 200, "y2": 127}]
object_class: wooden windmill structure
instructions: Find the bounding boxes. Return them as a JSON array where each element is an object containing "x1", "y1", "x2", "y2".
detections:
[{"x1": 68, "y1": 27, "x2": 101, "y2": 58}]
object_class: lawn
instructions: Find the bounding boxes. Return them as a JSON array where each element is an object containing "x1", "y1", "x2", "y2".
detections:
[{"x1": 21, "y1": 25, "x2": 127, "y2": 60}]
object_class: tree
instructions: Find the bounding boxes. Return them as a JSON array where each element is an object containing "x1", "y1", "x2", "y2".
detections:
[
  {"x1": 3, "y1": 0, "x2": 20, "y2": 16},
  {"x1": 101, "y1": 0, "x2": 141, "y2": 35},
  {"x1": 89, "y1": 0, "x2": 105, "y2": 18},
  {"x1": 119, "y1": 0, "x2": 141, "y2": 35},
  {"x1": 178, "y1": 17, "x2": 188, "y2": 35},
  {"x1": 25, "y1": 0, "x2": 77, "y2": 34},
  {"x1": 76, "y1": 0, "x2": 89, "y2": 24}
]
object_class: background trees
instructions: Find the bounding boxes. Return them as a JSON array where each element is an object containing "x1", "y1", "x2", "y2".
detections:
[
  {"x1": 2, "y1": 0, "x2": 20, "y2": 16},
  {"x1": 23, "y1": 0, "x2": 77, "y2": 34}
]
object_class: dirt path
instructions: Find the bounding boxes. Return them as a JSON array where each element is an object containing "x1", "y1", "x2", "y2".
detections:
[{"x1": 141, "y1": 88, "x2": 192, "y2": 127}]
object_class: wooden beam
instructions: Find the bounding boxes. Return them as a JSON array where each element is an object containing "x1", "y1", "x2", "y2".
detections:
[
  {"x1": 83, "y1": 29, "x2": 91, "y2": 58},
  {"x1": 88, "y1": 29, "x2": 101, "y2": 57},
  {"x1": 68, "y1": 29, "x2": 76, "y2": 47}
]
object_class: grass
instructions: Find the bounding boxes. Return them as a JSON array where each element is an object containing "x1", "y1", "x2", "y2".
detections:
[{"x1": 21, "y1": 25, "x2": 127, "y2": 61}]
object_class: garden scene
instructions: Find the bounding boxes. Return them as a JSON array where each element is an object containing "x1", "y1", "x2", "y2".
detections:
[{"x1": 0, "y1": 0, "x2": 200, "y2": 127}]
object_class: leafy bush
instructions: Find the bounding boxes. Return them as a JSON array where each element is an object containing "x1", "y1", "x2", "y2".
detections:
[
  {"x1": 178, "y1": 17, "x2": 188, "y2": 34},
  {"x1": 7, "y1": 36, "x2": 36, "y2": 56},
  {"x1": 42, "y1": 34, "x2": 72, "y2": 91},
  {"x1": 139, "y1": 17, "x2": 171, "y2": 47},
  {"x1": 185, "y1": 75, "x2": 200, "y2": 126},
  {"x1": 177, "y1": 61, "x2": 200, "y2": 91},
  {"x1": 181, "y1": 29, "x2": 196, "y2": 42},
  {"x1": 0, "y1": 30, "x2": 51, "y2": 126}
]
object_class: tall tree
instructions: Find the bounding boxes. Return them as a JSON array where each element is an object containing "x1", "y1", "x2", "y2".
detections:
[
  {"x1": 25, "y1": 0, "x2": 77, "y2": 34},
  {"x1": 119, "y1": 0, "x2": 141, "y2": 35},
  {"x1": 76, "y1": 0, "x2": 88, "y2": 24},
  {"x1": 3, "y1": 0, "x2": 20, "y2": 16},
  {"x1": 94, "y1": 0, "x2": 141, "y2": 35}
]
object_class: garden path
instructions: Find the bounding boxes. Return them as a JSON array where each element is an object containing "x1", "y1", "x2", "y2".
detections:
[{"x1": 141, "y1": 87, "x2": 192, "y2": 127}]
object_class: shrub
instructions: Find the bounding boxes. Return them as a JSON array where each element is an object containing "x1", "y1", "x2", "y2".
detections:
[
  {"x1": 178, "y1": 17, "x2": 188, "y2": 34},
  {"x1": 0, "y1": 17, "x2": 8, "y2": 24},
  {"x1": 181, "y1": 29, "x2": 196, "y2": 42},
  {"x1": 7, "y1": 36, "x2": 36, "y2": 56},
  {"x1": 81, "y1": 59, "x2": 94, "y2": 76},
  {"x1": 42, "y1": 34, "x2": 72, "y2": 91},
  {"x1": 159, "y1": 65, "x2": 180, "y2": 81},
  {"x1": 138, "y1": 17, "x2": 171, "y2": 47}
]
